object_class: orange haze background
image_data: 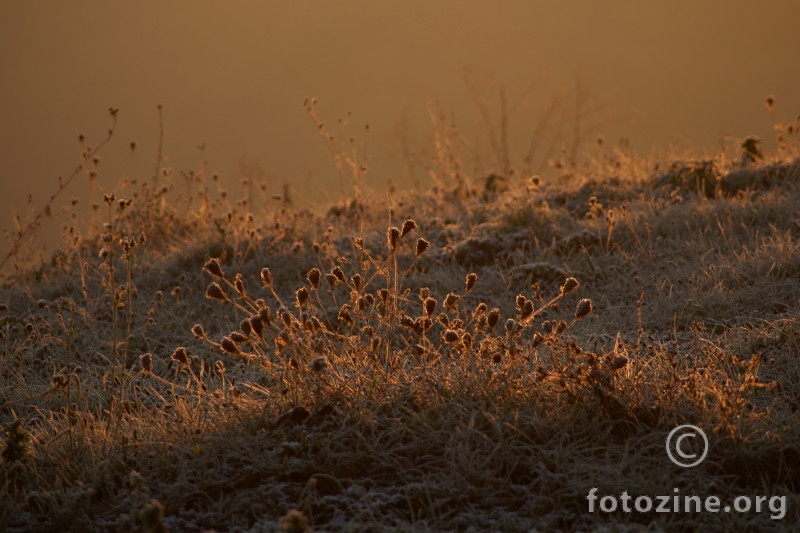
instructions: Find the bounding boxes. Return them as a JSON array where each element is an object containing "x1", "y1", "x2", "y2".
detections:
[{"x1": 1, "y1": 1, "x2": 799, "y2": 258}]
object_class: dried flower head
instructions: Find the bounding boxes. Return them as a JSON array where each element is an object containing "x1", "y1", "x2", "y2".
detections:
[
  {"x1": 332, "y1": 266, "x2": 346, "y2": 284},
  {"x1": 171, "y1": 347, "x2": 190, "y2": 366},
  {"x1": 140, "y1": 352, "x2": 153, "y2": 374},
  {"x1": 220, "y1": 337, "x2": 239, "y2": 355},
  {"x1": 505, "y1": 318, "x2": 516, "y2": 334},
  {"x1": 414, "y1": 237, "x2": 430, "y2": 256},
  {"x1": 295, "y1": 287, "x2": 310, "y2": 307},
  {"x1": 204, "y1": 258, "x2": 225, "y2": 278},
  {"x1": 260, "y1": 267, "x2": 274, "y2": 288},
  {"x1": 229, "y1": 331, "x2": 249, "y2": 344},
  {"x1": 387, "y1": 226, "x2": 400, "y2": 251},
  {"x1": 575, "y1": 298, "x2": 594, "y2": 319},
  {"x1": 191, "y1": 323, "x2": 206, "y2": 340},
  {"x1": 309, "y1": 357, "x2": 327, "y2": 372},
  {"x1": 234, "y1": 274, "x2": 246, "y2": 296},
  {"x1": 351, "y1": 273, "x2": 363, "y2": 290},
  {"x1": 423, "y1": 297, "x2": 437, "y2": 317},
  {"x1": 401, "y1": 218, "x2": 417, "y2": 237},
  {"x1": 306, "y1": 268, "x2": 321, "y2": 289},
  {"x1": 487, "y1": 308, "x2": 501, "y2": 328},
  {"x1": 465, "y1": 272, "x2": 477, "y2": 293},
  {"x1": 205, "y1": 282, "x2": 227, "y2": 301},
  {"x1": 250, "y1": 315, "x2": 264, "y2": 338},
  {"x1": 560, "y1": 277, "x2": 579, "y2": 295},
  {"x1": 610, "y1": 355, "x2": 629, "y2": 370},
  {"x1": 443, "y1": 292, "x2": 460, "y2": 311},
  {"x1": 443, "y1": 329, "x2": 460, "y2": 344},
  {"x1": 240, "y1": 318, "x2": 252, "y2": 337},
  {"x1": 532, "y1": 331, "x2": 544, "y2": 347}
]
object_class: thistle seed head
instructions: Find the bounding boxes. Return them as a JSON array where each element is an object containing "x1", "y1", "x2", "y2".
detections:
[
  {"x1": 306, "y1": 268, "x2": 321, "y2": 289},
  {"x1": 575, "y1": 298, "x2": 594, "y2": 319},
  {"x1": 260, "y1": 267, "x2": 274, "y2": 288},
  {"x1": 414, "y1": 238, "x2": 430, "y2": 256},
  {"x1": 140, "y1": 352, "x2": 153, "y2": 374},
  {"x1": 171, "y1": 347, "x2": 190, "y2": 365},
  {"x1": 465, "y1": 272, "x2": 477, "y2": 293},
  {"x1": 401, "y1": 218, "x2": 417, "y2": 237},
  {"x1": 560, "y1": 277, "x2": 579, "y2": 295},
  {"x1": 387, "y1": 226, "x2": 400, "y2": 251},
  {"x1": 204, "y1": 258, "x2": 225, "y2": 278},
  {"x1": 205, "y1": 282, "x2": 227, "y2": 301}
]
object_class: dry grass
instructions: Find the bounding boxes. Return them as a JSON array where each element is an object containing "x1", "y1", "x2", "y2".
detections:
[{"x1": 1, "y1": 106, "x2": 800, "y2": 532}]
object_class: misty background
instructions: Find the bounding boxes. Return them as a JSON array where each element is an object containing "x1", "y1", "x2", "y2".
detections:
[{"x1": 1, "y1": 1, "x2": 798, "y2": 259}]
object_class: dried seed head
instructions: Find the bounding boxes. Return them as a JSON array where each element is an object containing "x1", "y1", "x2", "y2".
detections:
[
  {"x1": 423, "y1": 297, "x2": 437, "y2": 317},
  {"x1": 473, "y1": 302, "x2": 488, "y2": 319},
  {"x1": 338, "y1": 304, "x2": 354, "y2": 325},
  {"x1": 260, "y1": 267, "x2": 274, "y2": 288},
  {"x1": 332, "y1": 266, "x2": 346, "y2": 284},
  {"x1": 542, "y1": 320, "x2": 554, "y2": 334},
  {"x1": 326, "y1": 273, "x2": 339, "y2": 287},
  {"x1": 505, "y1": 318, "x2": 516, "y2": 333},
  {"x1": 229, "y1": 331, "x2": 248, "y2": 344},
  {"x1": 521, "y1": 300, "x2": 534, "y2": 320},
  {"x1": 560, "y1": 277, "x2": 579, "y2": 295},
  {"x1": 387, "y1": 226, "x2": 400, "y2": 251},
  {"x1": 205, "y1": 282, "x2": 227, "y2": 301},
  {"x1": 250, "y1": 315, "x2": 264, "y2": 338},
  {"x1": 443, "y1": 329, "x2": 460, "y2": 344},
  {"x1": 532, "y1": 331, "x2": 544, "y2": 347},
  {"x1": 191, "y1": 323, "x2": 206, "y2": 339},
  {"x1": 401, "y1": 218, "x2": 417, "y2": 237},
  {"x1": 140, "y1": 352, "x2": 153, "y2": 373},
  {"x1": 171, "y1": 347, "x2": 190, "y2": 365},
  {"x1": 419, "y1": 287, "x2": 430, "y2": 300},
  {"x1": 378, "y1": 288, "x2": 389, "y2": 302},
  {"x1": 487, "y1": 308, "x2": 501, "y2": 328},
  {"x1": 414, "y1": 237, "x2": 430, "y2": 256},
  {"x1": 220, "y1": 337, "x2": 239, "y2": 354},
  {"x1": 465, "y1": 273, "x2": 477, "y2": 293},
  {"x1": 240, "y1": 318, "x2": 252, "y2": 336},
  {"x1": 306, "y1": 268, "x2": 321, "y2": 289},
  {"x1": 610, "y1": 355, "x2": 629, "y2": 370},
  {"x1": 351, "y1": 273, "x2": 363, "y2": 290},
  {"x1": 295, "y1": 287, "x2": 310, "y2": 307},
  {"x1": 443, "y1": 292, "x2": 460, "y2": 311},
  {"x1": 438, "y1": 312, "x2": 450, "y2": 327},
  {"x1": 259, "y1": 306, "x2": 271, "y2": 326},
  {"x1": 515, "y1": 294, "x2": 526, "y2": 310},
  {"x1": 280, "y1": 309, "x2": 293, "y2": 328},
  {"x1": 309, "y1": 357, "x2": 327, "y2": 372},
  {"x1": 204, "y1": 258, "x2": 225, "y2": 278},
  {"x1": 234, "y1": 274, "x2": 246, "y2": 296},
  {"x1": 575, "y1": 298, "x2": 594, "y2": 319}
]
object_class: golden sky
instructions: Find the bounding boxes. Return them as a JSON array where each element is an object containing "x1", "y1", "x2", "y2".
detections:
[{"x1": 1, "y1": 1, "x2": 798, "y2": 253}]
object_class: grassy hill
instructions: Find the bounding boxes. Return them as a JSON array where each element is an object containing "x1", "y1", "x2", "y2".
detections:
[{"x1": 2, "y1": 116, "x2": 800, "y2": 531}]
